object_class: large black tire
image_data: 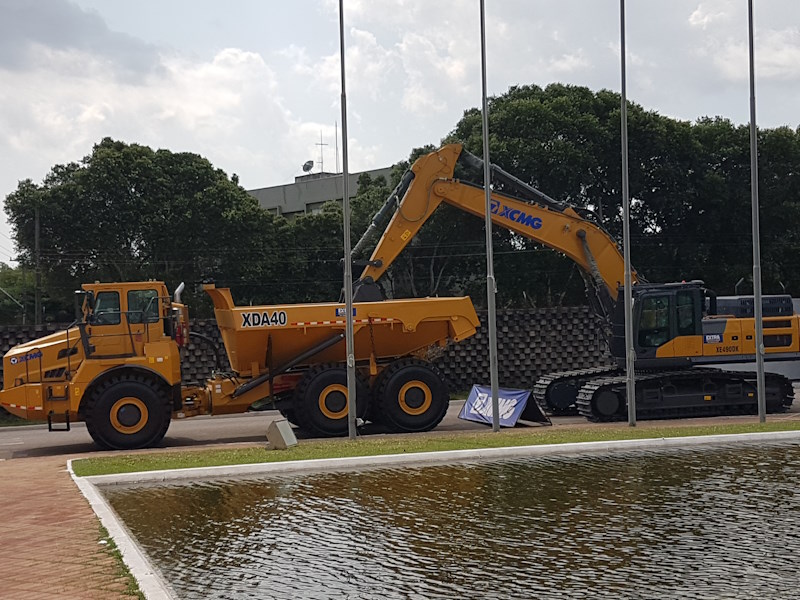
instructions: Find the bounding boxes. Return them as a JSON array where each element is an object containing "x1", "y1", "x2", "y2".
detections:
[
  {"x1": 85, "y1": 374, "x2": 172, "y2": 450},
  {"x1": 376, "y1": 359, "x2": 449, "y2": 433},
  {"x1": 366, "y1": 366, "x2": 393, "y2": 425},
  {"x1": 292, "y1": 365, "x2": 369, "y2": 437}
]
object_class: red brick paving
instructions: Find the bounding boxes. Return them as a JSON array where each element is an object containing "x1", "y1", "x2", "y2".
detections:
[{"x1": 0, "y1": 455, "x2": 133, "y2": 599}]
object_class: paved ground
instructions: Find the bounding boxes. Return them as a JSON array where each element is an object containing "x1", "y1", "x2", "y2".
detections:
[
  {"x1": 0, "y1": 404, "x2": 494, "y2": 460},
  {"x1": 0, "y1": 455, "x2": 134, "y2": 599},
  {"x1": 2, "y1": 398, "x2": 799, "y2": 599}
]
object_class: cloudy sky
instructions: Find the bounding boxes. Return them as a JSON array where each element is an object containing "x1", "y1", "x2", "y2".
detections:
[{"x1": 1, "y1": 0, "x2": 799, "y2": 263}]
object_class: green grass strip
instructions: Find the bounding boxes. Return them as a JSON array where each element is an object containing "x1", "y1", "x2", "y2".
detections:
[
  {"x1": 98, "y1": 525, "x2": 145, "y2": 599},
  {"x1": 0, "y1": 411, "x2": 44, "y2": 427},
  {"x1": 72, "y1": 420, "x2": 800, "y2": 477}
]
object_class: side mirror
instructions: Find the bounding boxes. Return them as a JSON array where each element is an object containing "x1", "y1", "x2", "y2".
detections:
[{"x1": 74, "y1": 290, "x2": 95, "y2": 321}]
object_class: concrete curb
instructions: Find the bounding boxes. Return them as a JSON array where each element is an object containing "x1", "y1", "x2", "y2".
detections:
[
  {"x1": 71, "y1": 429, "x2": 800, "y2": 599},
  {"x1": 67, "y1": 461, "x2": 178, "y2": 600},
  {"x1": 85, "y1": 429, "x2": 800, "y2": 486}
]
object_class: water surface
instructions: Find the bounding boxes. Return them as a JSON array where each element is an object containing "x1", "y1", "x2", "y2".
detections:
[{"x1": 104, "y1": 442, "x2": 800, "y2": 599}]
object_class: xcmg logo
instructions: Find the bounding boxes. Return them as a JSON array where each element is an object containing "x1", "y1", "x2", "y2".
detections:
[
  {"x1": 10, "y1": 350, "x2": 43, "y2": 365},
  {"x1": 490, "y1": 199, "x2": 543, "y2": 230}
]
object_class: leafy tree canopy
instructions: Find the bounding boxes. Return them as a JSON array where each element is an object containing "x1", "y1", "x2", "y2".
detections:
[{"x1": 5, "y1": 138, "x2": 287, "y2": 314}]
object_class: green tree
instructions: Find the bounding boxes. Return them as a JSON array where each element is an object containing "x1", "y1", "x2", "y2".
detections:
[
  {"x1": 0, "y1": 265, "x2": 35, "y2": 324},
  {"x1": 4, "y1": 138, "x2": 288, "y2": 314},
  {"x1": 749, "y1": 124, "x2": 800, "y2": 293},
  {"x1": 7, "y1": 88, "x2": 799, "y2": 318}
]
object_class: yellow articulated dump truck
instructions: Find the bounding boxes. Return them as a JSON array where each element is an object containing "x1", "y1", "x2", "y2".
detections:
[{"x1": 0, "y1": 281, "x2": 479, "y2": 450}]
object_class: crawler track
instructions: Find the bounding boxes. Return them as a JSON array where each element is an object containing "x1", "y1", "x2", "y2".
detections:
[
  {"x1": 532, "y1": 365, "x2": 621, "y2": 414},
  {"x1": 574, "y1": 368, "x2": 794, "y2": 422}
]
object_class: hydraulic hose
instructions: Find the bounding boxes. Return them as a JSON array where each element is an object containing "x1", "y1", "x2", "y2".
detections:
[{"x1": 189, "y1": 331, "x2": 223, "y2": 371}]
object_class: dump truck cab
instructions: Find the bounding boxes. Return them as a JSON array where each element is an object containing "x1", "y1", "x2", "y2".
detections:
[{"x1": 77, "y1": 280, "x2": 182, "y2": 362}]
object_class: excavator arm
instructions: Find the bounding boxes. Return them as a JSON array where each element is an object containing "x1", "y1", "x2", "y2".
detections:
[{"x1": 353, "y1": 143, "x2": 638, "y2": 324}]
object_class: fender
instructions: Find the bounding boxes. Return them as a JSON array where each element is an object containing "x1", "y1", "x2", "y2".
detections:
[{"x1": 77, "y1": 364, "x2": 173, "y2": 416}]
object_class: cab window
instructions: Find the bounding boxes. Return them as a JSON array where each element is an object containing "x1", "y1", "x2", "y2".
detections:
[
  {"x1": 128, "y1": 289, "x2": 160, "y2": 324},
  {"x1": 93, "y1": 291, "x2": 121, "y2": 325},
  {"x1": 676, "y1": 291, "x2": 697, "y2": 336},
  {"x1": 638, "y1": 296, "x2": 670, "y2": 348}
]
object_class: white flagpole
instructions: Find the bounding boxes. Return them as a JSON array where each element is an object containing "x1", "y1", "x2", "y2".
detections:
[
  {"x1": 339, "y1": 0, "x2": 357, "y2": 439},
  {"x1": 620, "y1": 0, "x2": 636, "y2": 426},
  {"x1": 479, "y1": 0, "x2": 500, "y2": 431},
  {"x1": 747, "y1": 0, "x2": 766, "y2": 422}
]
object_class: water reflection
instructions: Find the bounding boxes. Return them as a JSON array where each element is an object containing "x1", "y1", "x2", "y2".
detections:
[{"x1": 104, "y1": 442, "x2": 800, "y2": 599}]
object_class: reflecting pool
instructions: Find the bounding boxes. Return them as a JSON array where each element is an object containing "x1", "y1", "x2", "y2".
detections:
[{"x1": 103, "y1": 442, "x2": 800, "y2": 599}]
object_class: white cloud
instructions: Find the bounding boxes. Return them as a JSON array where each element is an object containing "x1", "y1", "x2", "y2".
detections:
[
  {"x1": 397, "y1": 32, "x2": 459, "y2": 113},
  {"x1": 689, "y1": 2, "x2": 733, "y2": 30},
  {"x1": 700, "y1": 27, "x2": 800, "y2": 83},
  {"x1": 546, "y1": 51, "x2": 591, "y2": 74},
  {"x1": 607, "y1": 42, "x2": 651, "y2": 68},
  {"x1": 0, "y1": 43, "x2": 318, "y2": 221},
  {"x1": 310, "y1": 27, "x2": 399, "y2": 103},
  {"x1": 753, "y1": 28, "x2": 800, "y2": 81}
]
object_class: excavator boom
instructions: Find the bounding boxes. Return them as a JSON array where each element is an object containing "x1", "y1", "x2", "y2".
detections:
[{"x1": 355, "y1": 144, "x2": 637, "y2": 323}]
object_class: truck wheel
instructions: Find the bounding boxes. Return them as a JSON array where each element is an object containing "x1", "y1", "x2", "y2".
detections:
[
  {"x1": 293, "y1": 365, "x2": 368, "y2": 437},
  {"x1": 366, "y1": 367, "x2": 392, "y2": 425},
  {"x1": 376, "y1": 359, "x2": 449, "y2": 433},
  {"x1": 85, "y1": 375, "x2": 172, "y2": 450}
]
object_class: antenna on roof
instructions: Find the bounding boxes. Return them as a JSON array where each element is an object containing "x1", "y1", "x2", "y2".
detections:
[
  {"x1": 302, "y1": 160, "x2": 314, "y2": 173},
  {"x1": 316, "y1": 130, "x2": 328, "y2": 172}
]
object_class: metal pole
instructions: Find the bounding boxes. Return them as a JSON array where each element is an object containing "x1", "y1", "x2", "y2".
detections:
[
  {"x1": 748, "y1": 0, "x2": 766, "y2": 422},
  {"x1": 479, "y1": 0, "x2": 500, "y2": 432},
  {"x1": 0, "y1": 285, "x2": 25, "y2": 325},
  {"x1": 34, "y1": 204, "x2": 41, "y2": 326},
  {"x1": 339, "y1": 0, "x2": 357, "y2": 439},
  {"x1": 620, "y1": 0, "x2": 636, "y2": 426}
]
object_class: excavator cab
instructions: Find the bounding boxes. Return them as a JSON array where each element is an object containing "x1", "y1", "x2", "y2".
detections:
[{"x1": 610, "y1": 281, "x2": 706, "y2": 368}]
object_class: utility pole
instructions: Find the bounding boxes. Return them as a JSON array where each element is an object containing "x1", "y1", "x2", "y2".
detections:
[
  {"x1": 0, "y1": 286, "x2": 25, "y2": 325},
  {"x1": 34, "y1": 204, "x2": 41, "y2": 326}
]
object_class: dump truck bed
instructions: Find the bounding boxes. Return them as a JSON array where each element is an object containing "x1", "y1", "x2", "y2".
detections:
[{"x1": 204, "y1": 285, "x2": 480, "y2": 376}]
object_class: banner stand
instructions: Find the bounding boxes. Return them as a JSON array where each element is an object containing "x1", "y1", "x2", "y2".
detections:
[{"x1": 458, "y1": 385, "x2": 551, "y2": 427}]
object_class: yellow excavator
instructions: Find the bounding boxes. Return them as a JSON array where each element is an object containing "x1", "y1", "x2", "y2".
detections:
[{"x1": 351, "y1": 144, "x2": 797, "y2": 421}]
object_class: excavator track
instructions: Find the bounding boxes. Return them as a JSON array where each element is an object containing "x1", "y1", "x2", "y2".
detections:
[
  {"x1": 532, "y1": 365, "x2": 621, "y2": 414},
  {"x1": 575, "y1": 368, "x2": 794, "y2": 422}
]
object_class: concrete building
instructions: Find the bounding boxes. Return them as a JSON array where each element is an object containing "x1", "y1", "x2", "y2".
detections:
[{"x1": 248, "y1": 167, "x2": 393, "y2": 219}]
